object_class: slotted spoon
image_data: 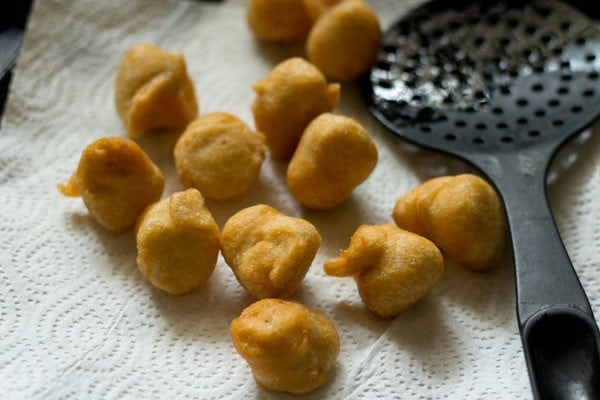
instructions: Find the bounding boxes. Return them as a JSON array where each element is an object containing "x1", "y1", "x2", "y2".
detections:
[{"x1": 360, "y1": 0, "x2": 600, "y2": 398}]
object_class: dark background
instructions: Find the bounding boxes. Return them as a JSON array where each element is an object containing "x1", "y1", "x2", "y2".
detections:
[{"x1": 1, "y1": 0, "x2": 34, "y2": 120}]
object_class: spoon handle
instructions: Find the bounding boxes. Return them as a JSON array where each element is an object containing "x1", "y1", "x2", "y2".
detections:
[{"x1": 472, "y1": 149, "x2": 600, "y2": 399}]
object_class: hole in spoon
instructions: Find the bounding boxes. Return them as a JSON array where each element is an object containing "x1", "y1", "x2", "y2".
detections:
[
  {"x1": 561, "y1": 74, "x2": 572, "y2": 82},
  {"x1": 531, "y1": 83, "x2": 544, "y2": 92},
  {"x1": 525, "y1": 25, "x2": 537, "y2": 36}
]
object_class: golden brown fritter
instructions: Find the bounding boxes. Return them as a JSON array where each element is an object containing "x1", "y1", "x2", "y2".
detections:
[
  {"x1": 325, "y1": 224, "x2": 444, "y2": 318},
  {"x1": 174, "y1": 112, "x2": 267, "y2": 200},
  {"x1": 58, "y1": 137, "x2": 164, "y2": 232},
  {"x1": 252, "y1": 57, "x2": 340, "y2": 159},
  {"x1": 392, "y1": 174, "x2": 507, "y2": 271},
  {"x1": 136, "y1": 189, "x2": 220, "y2": 295},
  {"x1": 306, "y1": 0, "x2": 381, "y2": 81},
  {"x1": 221, "y1": 204, "x2": 321, "y2": 299},
  {"x1": 230, "y1": 298, "x2": 340, "y2": 394},
  {"x1": 247, "y1": 0, "x2": 313, "y2": 42},
  {"x1": 115, "y1": 44, "x2": 198, "y2": 138},
  {"x1": 287, "y1": 113, "x2": 377, "y2": 209}
]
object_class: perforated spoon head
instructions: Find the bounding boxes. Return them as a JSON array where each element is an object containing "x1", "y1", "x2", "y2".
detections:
[{"x1": 361, "y1": 0, "x2": 600, "y2": 161}]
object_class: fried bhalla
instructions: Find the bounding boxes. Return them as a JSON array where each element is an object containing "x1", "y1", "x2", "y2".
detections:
[
  {"x1": 247, "y1": 0, "x2": 312, "y2": 42},
  {"x1": 306, "y1": 0, "x2": 381, "y2": 81},
  {"x1": 136, "y1": 189, "x2": 220, "y2": 295},
  {"x1": 325, "y1": 224, "x2": 444, "y2": 318},
  {"x1": 392, "y1": 174, "x2": 507, "y2": 271},
  {"x1": 115, "y1": 44, "x2": 198, "y2": 138},
  {"x1": 230, "y1": 299, "x2": 340, "y2": 394},
  {"x1": 174, "y1": 113, "x2": 267, "y2": 200},
  {"x1": 252, "y1": 57, "x2": 340, "y2": 159},
  {"x1": 287, "y1": 113, "x2": 377, "y2": 209},
  {"x1": 221, "y1": 205, "x2": 320, "y2": 299},
  {"x1": 58, "y1": 137, "x2": 164, "y2": 232}
]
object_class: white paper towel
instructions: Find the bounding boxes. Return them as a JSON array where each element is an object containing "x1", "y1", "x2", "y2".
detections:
[{"x1": 1, "y1": 0, "x2": 599, "y2": 398}]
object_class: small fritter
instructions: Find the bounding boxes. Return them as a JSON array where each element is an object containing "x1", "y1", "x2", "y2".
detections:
[
  {"x1": 115, "y1": 43, "x2": 198, "y2": 138},
  {"x1": 221, "y1": 204, "x2": 321, "y2": 299},
  {"x1": 325, "y1": 224, "x2": 444, "y2": 318},
  {"x1": 252, "y1": 57, "x2": 340, "y2": 159},
  {"x1": 247, "y1": 0, "x2": 313, "y2": 42},
  {"x1": 392, "y1": 174, "x2": 507, "y2": 271},
  {"x1": 174, "y1": 112, "x2": 267, "y2": 200},
  {"x1": 287, "y1": 113, "x2": 377, "y2": 209},
  {"x1": 58, "y1": 137, "x2": 164, "y2": 232},
  {"x1": 230, "y1": 298, "x2": 340, "y2": 394},
  {"x1": 306, "y1": 0, "x2": 381, "y2": 81},
  {"x1": 136, "y1": 189, "x2": 220, "y2": 295}
]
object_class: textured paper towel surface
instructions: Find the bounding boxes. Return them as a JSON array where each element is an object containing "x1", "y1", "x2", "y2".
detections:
[{"x1": 1, "y1": 0, "x2": 599, "y2": 398}]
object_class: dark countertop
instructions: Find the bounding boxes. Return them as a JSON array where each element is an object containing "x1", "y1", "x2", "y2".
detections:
[{"x1": 1, "y1": 0, "x2": 34, "y2": 121}]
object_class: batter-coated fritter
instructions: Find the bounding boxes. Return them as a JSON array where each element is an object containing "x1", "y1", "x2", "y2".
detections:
[
  {"x1": 58, "y1": 137, "x2": 164, "y2": 232},
  {"x1": 174, "y1": 112, "x2": 267, "y2": 200},
  {"x1": 136, "y1": 189, "x2": 220, "y2": 295},
  {"x1": 230, "y1": 299, "x2": 340, "y2": 394},
  {"x1": 247, "y1": 0, "x2": 312, "y2": 42},
  {"x1": 392, "y1": 174, "x2": 507, "y2": 271},
  {"x1": 287, "y1": 113, "x2": 377, "y2": 209},
  {"x1": 306, "y1": 0, "x2": 381, "y2": 81},
  {"x1": 221, "y1": 205, "x2": 321, "y2": 299},
  {"x1": 252, "y1": 57, "x2": 340, "y2": 159},
  {"x1": 115, "y1": 44, "x2": 198, "y2": 138},
  {"x1": 325, "y1": 224, "x2": 444, "y2": 318}
]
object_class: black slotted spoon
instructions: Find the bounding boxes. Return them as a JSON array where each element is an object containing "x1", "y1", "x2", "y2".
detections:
[{"x1": 360, "y1": 0, "x2": 600, "y2": 398}]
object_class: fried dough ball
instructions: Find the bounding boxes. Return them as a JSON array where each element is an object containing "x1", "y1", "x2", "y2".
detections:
[
  {"x1": 252, "y1": 57, "x2": 340, "y2": 159},
  {"x1": 306, "y1": 0, "x2": 381, "y2": 81},
  {"x1": 247, "y1": 0, "x2": 313, "y2": 42},
  {"x1": 303, "y1": 0, "x2": 343, "y2": 21},
  {"x1": 325, "y1": 224, "x2": 444, "y2": 318},
  {"x1": 230, "y1": 299, "x2": 340, "y2": 394},
  {"x1": 221, "y1": 205, "x2": 321, "y2": 299},
  {"x1": 136, "y1": 189, "x2": 220, "y2": 295},
  {"x1": 287, "y1": 113, "x2": 377, "y2": 209},
  {"x1": 58, "y1": 137, "x2": 164, "y2": 232},
  {"x1": 392, "y1": 174, "x2": 507, "y2": 271},
  {"x1": 115, "y1": 44, "x2": 198, "y2": 138},
  {"x1": 173, "y1": 113, "x2": 267, "y2": 200}
]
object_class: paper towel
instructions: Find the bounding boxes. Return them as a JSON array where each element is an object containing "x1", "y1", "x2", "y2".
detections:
[{"x1": 1, "y1": 0, "x2": 599, "y2": 398}]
